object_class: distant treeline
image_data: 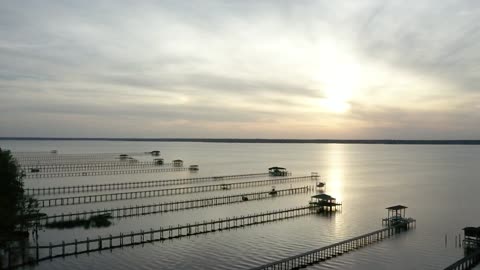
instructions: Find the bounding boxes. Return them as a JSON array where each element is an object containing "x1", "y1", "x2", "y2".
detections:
[{"x1": 1, "y1": 137, "x2": 480, "y2": 145}]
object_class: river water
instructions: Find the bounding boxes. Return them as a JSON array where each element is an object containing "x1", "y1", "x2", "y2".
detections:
[{"x1": 1, "y1": 140, "x2": 479, "y2": 269}]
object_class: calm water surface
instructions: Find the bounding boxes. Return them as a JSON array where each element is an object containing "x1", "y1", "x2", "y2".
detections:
[{"x1": 2, "y1": 140, "x2": 479, "y2": 269}]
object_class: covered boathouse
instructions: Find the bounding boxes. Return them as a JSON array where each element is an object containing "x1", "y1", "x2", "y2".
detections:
[
  {"x1": 309, "y1": 194, "x2": 342, "y2": 212},
  {"x1": 268, "y1": 167, "x2": 288, "y2": 176},
  {"x1": 382, "y1": 205, "x2": 416, "y2": 229},
  {"x1": 463, "y1": 227, "x2": 480, "y2": 249}
]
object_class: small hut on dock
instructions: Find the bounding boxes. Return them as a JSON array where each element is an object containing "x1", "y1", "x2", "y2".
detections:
[
  {"x1": 189, "y1": 165, "x2": 199, "y2": 171},
  {"x1": 173, "y1": 159, "x2": 183, "y2": 167},
  {"x1": 463, "y1": 227, "x2": 480, "y2": 249},
  {"x1": 309, "y1": 194, "x2": 342, "y2": 212},
  {"x1": 269, "y1": 167, "x2": 288, "y2": 176},
  {"x1": 382, "y1": 205, "x2": 415, "y2": 228},
  {"x1": 154, "y1": 158, "x2": 164, "y2": 165}
]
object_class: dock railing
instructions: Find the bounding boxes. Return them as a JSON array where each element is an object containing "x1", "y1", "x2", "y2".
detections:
[
  {"x1": 251, "y1": 218, "x2": 416, "y2": 270},
  {"x1": 5, "y1": 205, "x2": 316, "y2": 268},
  {"x1": 21, "y1": 161, "x2": 173, "y2": 174},
  {"x1": 444, "y1": 249, "x2": 480, "y2": 270},
  {"x1": 24, "y1": 167, "x2": 189, "y2": 179},
  {"x1": 34, "y1": 186, "x2": 312, "y2": 225},
  {"x1": 37, "y1": 175, "x2": 314, "y2": 207},
  {"x1": 25, "y1": 172, "x2": 271, "y2": 195}
]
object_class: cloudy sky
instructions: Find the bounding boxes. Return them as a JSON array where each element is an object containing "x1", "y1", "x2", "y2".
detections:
[{"x1": 1, "y1": 1, "x2": 479, "y2": 139}]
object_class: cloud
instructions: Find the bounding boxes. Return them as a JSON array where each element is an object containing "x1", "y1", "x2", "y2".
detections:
[{"x1": 0, "y1": 1, "x2": 479, "y2": 138}]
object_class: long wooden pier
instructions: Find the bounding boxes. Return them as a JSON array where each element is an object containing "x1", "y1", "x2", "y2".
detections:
[
  {"x1": 25, "y1": 172, "x2": 272, "y2": 195},
  {"x1": 14, "y1": 152, "x2": 149, "y2": 163},
  {"x1": 37, "y1": 175, "x2": 314, "y2": 207},
  {"x1": 250, "y1": 219, "x2": 417, "y2": 270},
  {"x1": 444, "y1": 250, "x2": 480, "y2": 270},
  {"x1": 7, "y1": 206, "x2": 315, "y2": 267},
  {"x1": 21, "y1": 161, "x2": 173, "y2": 173},
  {"x1": 18, "y1": 158, "x2": 145, "y2": 166},
  {"x1": 24, "y1": 167, "x2": 189, "y2": 179},
  {"x1": 36, "y1": 186, "x2": 311, "y2": 225}
]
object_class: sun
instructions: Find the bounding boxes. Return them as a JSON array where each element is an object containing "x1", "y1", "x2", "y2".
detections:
[{"x1": 311, "y1": 41, "x2": 361, "y2": 113}]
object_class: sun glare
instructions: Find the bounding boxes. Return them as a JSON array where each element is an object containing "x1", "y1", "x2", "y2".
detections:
[{"x1": 312, "y1": 41, "x2": 361, "y2": 113}]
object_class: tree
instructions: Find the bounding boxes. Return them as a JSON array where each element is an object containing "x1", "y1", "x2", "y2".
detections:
[{"x1": 0, "y1": 148, "x2": 38, "y2": 238}]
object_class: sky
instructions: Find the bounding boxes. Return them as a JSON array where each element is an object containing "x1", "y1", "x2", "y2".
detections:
[{"x1": 0, "y1": 1, "x2": 479, "y2": 139}]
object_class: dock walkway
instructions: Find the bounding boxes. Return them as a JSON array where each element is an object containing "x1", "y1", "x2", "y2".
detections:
[
  {"x1": 7, "y1": 205, "x2": 316, "y2": 268},
  {"x1": 21, "y1": 161, "x2": 173, "y2": 173},
  {"x1": 251, "y1": 218, "x2": 416, "y2": 270},
  {"x1": 24, "y1": 167, "x2": 189, "y2": 179},
  {"x1": 444, "y1": 249, "x2": 480, "y2": 270},
  {"x1": 35, "y1": 186, "x2": 311, "y2": 225},
  {"x1": 37, "y1": 175, "x2": 314, "y2": 207},
  {"x1": 25, "y1": 172, "x2": 271, "y2": 195}
]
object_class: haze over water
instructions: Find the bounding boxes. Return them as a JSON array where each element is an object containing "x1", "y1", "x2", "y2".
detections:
[{"x1": 3, "y1": 140, "x2": 479, "y2": 269}]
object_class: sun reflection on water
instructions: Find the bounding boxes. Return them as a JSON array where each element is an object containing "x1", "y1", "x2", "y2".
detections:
[{"x1": 324, "y1": 144, "x2": 346, "y2": 203}]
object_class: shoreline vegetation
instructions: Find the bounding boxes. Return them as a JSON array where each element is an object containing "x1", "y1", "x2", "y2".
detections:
[
  {"x1": 0, "y1": 148, "x2": 40, "y2": 248},
  {"x1": 1, "y1": 137, "x2": 480, "y2": 145}
]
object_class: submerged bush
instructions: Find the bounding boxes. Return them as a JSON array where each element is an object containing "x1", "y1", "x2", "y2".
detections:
[{"x1": 46, "y1": 214, "x2": 113, "y2": 229}]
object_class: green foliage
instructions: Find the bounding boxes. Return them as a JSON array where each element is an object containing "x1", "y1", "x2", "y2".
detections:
[{"x1": 0, "y1": 148, "x2": 39, "y2": 234}]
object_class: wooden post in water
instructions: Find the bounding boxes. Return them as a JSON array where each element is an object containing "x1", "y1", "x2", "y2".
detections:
[
  {"x1": 36, "y1": 241, "x2": 39, "y2": 262},
  {"x1": 7, "y1": 247, "x2": 11, "y2": 269}
]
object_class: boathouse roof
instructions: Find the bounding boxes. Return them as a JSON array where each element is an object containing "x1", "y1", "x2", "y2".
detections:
[
  {"x1": 311, "y1": 194, "x2": 334, "y2": 200},
  {"x1": 268, "y1": 166, "x2": 286, "y2": 170},
  {"x1": 386, "y1": 205, "x2": 408, "y2": 210},
  {"x1": 463, "y1": 227, "x2": 480, "y2": 237}
]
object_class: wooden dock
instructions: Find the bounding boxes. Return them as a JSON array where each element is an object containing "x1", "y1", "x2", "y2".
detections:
[
  {"x1": 444, "y1": 249, "x2": 480, "y2": 270},
  {"x1": 444, "y1": 226, "x2": 480, "y2": 270},
  {"x1": 35, "y1": 186, "x2": 312, "y2": 225},
  {"x1": 251, "y1": 219, "x2": 416, "y2": 270},
  {"x1": 21, "y1": 161, "x2": 174, "y2": 173},
  {"x1": 7, "y1": 205, "x2": 317, "y2": 267},
  {"x1": 24, "y1": 167, "x2": 189, "y2": 179},
  {"x1": 18, "y1": 158, "x2": 144, "y2": 166},
  {"x1": 13, "y1": 152, "x2": 149, "y2": 163},
  {"x1": 37, "y1": 175, "x2": 314, "y2": 207},
  {"x1": 25, "y1": 172, "x2": 271, "y2": 195}
]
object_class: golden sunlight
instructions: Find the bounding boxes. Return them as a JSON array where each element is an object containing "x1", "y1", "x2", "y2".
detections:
[{"x1": 312, "y1": 40, "x2": 361, "y2": 113}]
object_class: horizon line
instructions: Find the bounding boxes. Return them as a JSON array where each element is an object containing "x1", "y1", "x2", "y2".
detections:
[{"x1": 1, "y1": 137, "x2": 480, "y2": 145}]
